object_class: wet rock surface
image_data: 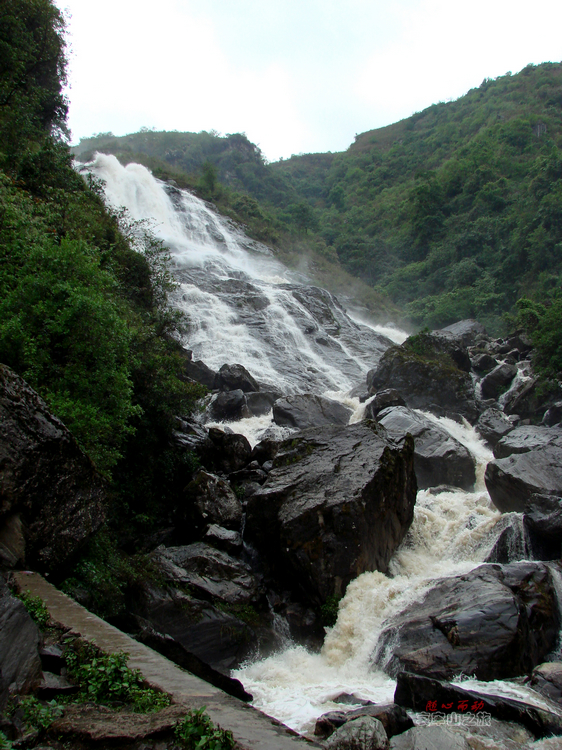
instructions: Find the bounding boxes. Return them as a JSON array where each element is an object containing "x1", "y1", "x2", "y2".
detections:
[
  {"x1": 364, "y1": 389, "x2": 406, "y2": 420},
  {"x1": 273, "y1": 393, "x2": 352, "y2": 429},
  {"x1": 389, "y1": 725, "x2": 470, "y2": 750},
  {"x1": 152, "y1": 543, "x2": 258, "y2": 604},
  {"x1": 476, "y1": 407, "x2": 515, "y2": 446},
  {"x1": 375, "y1": 406, "x2": 476, "y2": 490},
  {"x1": 0, "y1": 579, "x2": 42, "y2": 710},
  {"x1": 183, "y1": 469, "x2": 243, "y2": 534},
  {"x1": 480, "y1": 363, "x2": 518, "y2": 400},
  {"x1": 367, "y1": 341, "x2": 479, "y2": 422},
  {"x1": 324, "y1": 715, "x2": 389, "y2": 750},
  {"x1": 493, "y1": 426, "x2": 562, "y2": 459},
  {"x1": 214, "y1": 363, "x2": 260, "y2": 393},
  {"x1": 246, "y1": 422, "x2": 417, "y2": 603},
  {"x1": 315, "y1": 703, "x2": 414, "y2": 740},
  {"x1": 529, "y1": 662, "x2": 562, "y2": 705},
  {"x1": 0, "y1": 364, "x2": 107, "y2": 573},
  {"x1": 376, "y1": 562, "x2": 560, "y2": 681},
  {"x1": 485, "y1": 445, "x2": 562, "y2": 513}
]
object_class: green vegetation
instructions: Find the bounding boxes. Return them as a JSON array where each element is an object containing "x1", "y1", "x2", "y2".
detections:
[
  {"x1": 64, "y1": 639, "x2": 170, "y2": 712},
  {"x1": 15, "y1": 591, "x2": 50, "y2": 630},
  {"x1": 320, "y1": 594, "x2": 341, "y2": 627},
  {"x1": 516, "y1": 295, "x2": 562, "y2": 381},
  {"x1": 0, "y1": 0, "x2": 206, "y2": 566},
  {"x1": 0, "y1": 731, "x2": 11, "y2": 749},
  {"x1": 19, "y1": 696, "x2": 63, "y2": 731},
  {"x1": 174, "y1": 707, "x2": 235, "y2": 750}
]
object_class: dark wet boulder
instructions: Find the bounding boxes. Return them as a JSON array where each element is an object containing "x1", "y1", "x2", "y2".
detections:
[
  {"x1": 440, "y1": 319, "x2": 487, "y2": 346},
  {"x1": 135, "y1": 618, "x2": 252, "y2": 701},
  {"x1": 375, "y1": 562, "x2": 560, "y2": 681},
  {"x1": 376, "y1": 406, "x2": 476, "y2": 490},
  {"x1": 389, "y1": 726, "x2": 469, "y2": 750},
  {"x1": 483, "y1": 513, "x2": 530, "y2": 563},
  {"x1": 130, "y1": 581, "x2": 256, "y2": 672},
  {"x1": 364, "y1": 390, "x2": 406, "y2": 420},
  {"x1": 493, "y1": 425, "x2": 562, "y2": 459},
  {"x1": 204, "y1": 525, "x2": 243, "y2": 555},
  {"x1": 529, "y1": 662, "x2": 562, "y2": 705},
  {"x1": 183, "y1": 469, "x2": 243, "y2": 533},
  {"x1": 273, "y1": 393, "x2": 352, "y2": 429},
  {"x1": 181, "y1": 350, "x2": 216, "y2": 389},
  {"x1": 0, "y1": 579, "x2": 42, "y2": 710},
  {"x1": 324, "y1": 716, "x2": 389, "y2": 750},
  {"x1": 471, "y1": 353, "x2": 497, "y2": 374},
  {"x1": 523, "y1": 494, "x2": 562, "y2": 560},
  {"x1": 152, "y1": 543, "x2": 258, "y2": 604},
  {"x1": 208, "y1": 389, "x2": 251, "y2": 421},
  {"x1": 206, "y1": 428, "x2": 252, "y2": 474},
  {"x1": 245, "y1": 422, "x2": 417, "y2": 604},
  {"x1": 394, "y1": 671, "x2": 562, "y2": 739},
  {"x1": 502, "y1": 377, "x2": 562, "y2": 422},
  {"x1": 485, "y1": 446, "x2": 562, "y2": 513},
  {"x1": 543, "y1": 401, "x2": 562, "y2": 427},
  {"x1": 315, "y1": 704, "x2": 414, "y2": 741},
  {"x1": 367, "y1": 341, "x2": 479, "y2": 423},
  {"x1": 0, "y1": 364, "x2": 107, "y2": 573},
  {"x1": 475, "y1": 408, "x2": 514, "y2": 447},
  {"x1": 214, "y1": 363, "x2": 259, "y2": 393},
  {"x1": 424, "y1": 330, "x2": 472, "y2": 372},
  {"x1": 245, "y1": 391, "x2": 279, "y2": 417},
  {"x1": 480, "y1": 363, "x2": 518, "y2": 400}
]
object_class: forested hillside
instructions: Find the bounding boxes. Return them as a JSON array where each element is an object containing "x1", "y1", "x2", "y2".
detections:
[
  {"x1": 0, "y1": 0, "x2": 204, "y2": 516},
  {"x1": 77, "y1": 63, "x2": 562, "y2": 334}
]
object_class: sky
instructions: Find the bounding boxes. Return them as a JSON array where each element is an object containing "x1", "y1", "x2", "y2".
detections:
[{"x1": 57, "y1": 0, "x2": 562, "y2": 162}]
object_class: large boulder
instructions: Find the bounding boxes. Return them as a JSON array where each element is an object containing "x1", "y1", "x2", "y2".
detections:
[
  {"x1": 324, "y1": 715, "x2": 389, "y2": 750},
  {"x1": 0, "y1": 579, "x2": 42, "y2": 710},
  {"x1": 182, "y1": 469, "x2": 243, "y2": 534},
  {"x1": 389, "y1": 726, "x2": 469, "y2": 750},
  {"x1": 480, "y1": 363, "x2": 517, "y2": 400},
  {"x1": 440, "y1": 319, "x2": 487, "y2": 346},
  {"x1": 375, "y1": 406, "x2": 476, "y2": 490},
  {"x1": 375, "y1": 562, "x2": 560, "y2": 681},
  {"x1": 273, "y1": 394, "x2": 352, "y2": 429},
  {"x1": 315, "y1": 704, "x2": 413, "y2": 741},
  {"x1": 364, "y1": 390, "x2": 406, "y2": 420},
  {"x1": 0, "y1": 364, "x2": 107, "y2": 573},
  {"x1": 208, "y1": 389, "x2": 251, "y2": 421},
  {"x1": 367, "y1": 341, "x2": 478, "y2": 422},
  {"x1": 214, "y1": 363, "x2": 259, "y2": 393},
  {"x1": 529, "y1": 662, "x2": 562, "y2": 705},
  {"x1": 152, "y1": 543, "x2": 258, "y2": 604},
  {"x1": 181, "y1": 350, "x2": 216, "y2": 389},
  {"x1": 245, "y1": 422, "x2": 417, "y2": 604},
  {"x1": 130, "y1": 581, "x2": 256, "y2": 672},
  {"x1": 475, "y1": 407, "x2": 514, "y2": 447},
  {"x1": 485, "y1": 446, "x2": 562, "y2": 513},
  {"x1": 493, "y1": 425, "x2": 562, "y2": 459}
]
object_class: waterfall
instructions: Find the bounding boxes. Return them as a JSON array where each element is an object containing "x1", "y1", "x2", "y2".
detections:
[{"x1": 81, "y1": 154, "x2": 538, "y2": 735}]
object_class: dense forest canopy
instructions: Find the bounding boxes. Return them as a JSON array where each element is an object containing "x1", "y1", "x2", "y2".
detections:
[{"x1": 76, "y1": 63, "x2": 562, "y2": 335}]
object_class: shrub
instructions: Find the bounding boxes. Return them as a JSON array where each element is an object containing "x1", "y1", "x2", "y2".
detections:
[{"x1": 174, "y1": 707, "x2": 236, "y2": 749}]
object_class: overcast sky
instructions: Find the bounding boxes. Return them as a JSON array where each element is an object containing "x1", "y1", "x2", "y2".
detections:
[{"x1": 57, "y1": 0, "x2": 562, "y2": 162}]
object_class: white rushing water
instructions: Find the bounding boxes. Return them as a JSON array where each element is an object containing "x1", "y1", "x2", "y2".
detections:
[{"x1": 82, "y1": 154, "x2": 548, "y2": 738}]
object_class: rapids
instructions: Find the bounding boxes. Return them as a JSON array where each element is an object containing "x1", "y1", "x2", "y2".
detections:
[{"x1": 81, "y1": 154, "x2": 550, "y2": 737}]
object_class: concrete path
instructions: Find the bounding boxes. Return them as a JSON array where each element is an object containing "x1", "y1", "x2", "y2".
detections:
[{"x1": 14, "y1": 571, "x2": 320, "y2": 750}]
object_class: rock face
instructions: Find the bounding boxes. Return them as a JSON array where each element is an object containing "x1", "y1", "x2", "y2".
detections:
[
  {"x1": 367, "y1": 342, "x2": 478, "y2": 422},
  {"x1": 153, "y1": 543, "x2": 258, "y2": 604},
  {"x1": 440, "y1": 319, "x2": 487, "y2": 346},
  {"x1": 245, "y1": 422, "x2": 417, "y2": 603},
  {"x1": 324, "y1": 715, "x2": 389, "y2": 750},
  {"x1": 130, "y1": 581, "x2": 255, "y2": 672},
  {"x1": 183, "y1": 469, "x2": 243, "y2": 534},
  {"x1": 493, "y1": 426, "x2": 562, "y2": 459},
  {"x1": 364, "y1": 390, "x2": 406, "y2": 420},
  {"x1": 376, "y1": 406, "x2": 476, "y2": 490},
  {"x1": 315, "y1": 704, "x2": 414, "y2": 741},
  {"x1": 529, "y1": 662, "x2": 562, "y2": 704},
  {"x1": 389, "y1": 726, "x2": 469, "y2": 750},
  {"x1": 214, "y1": 363, "x2": 259, "y2": 393},
  {"x1": 375, "y1": 562, "x2": 560, "y2": 681},
  {"x1": 485, "y1": 446, "x2": 562, "y2": 513},
  {"x1": 0, "y1": 364, "x2": 107, "y2": 573},
  {"x1": 0, "y1": 579, "x2": 42, "y2": 710},
  {"x1": 475, "y1": 407, "x2": 514, "y2": 446},
  {"x1": 480, "y1": 363, "x2": 517, "y2": 400},
  {"x1": 273, "y1": 394, "x2": 352, "y2": 429}
]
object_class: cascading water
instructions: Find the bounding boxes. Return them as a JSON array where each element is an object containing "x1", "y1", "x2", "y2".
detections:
[{"x1": 81, "y1": 154, "x2": 556, "y2": 737}]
